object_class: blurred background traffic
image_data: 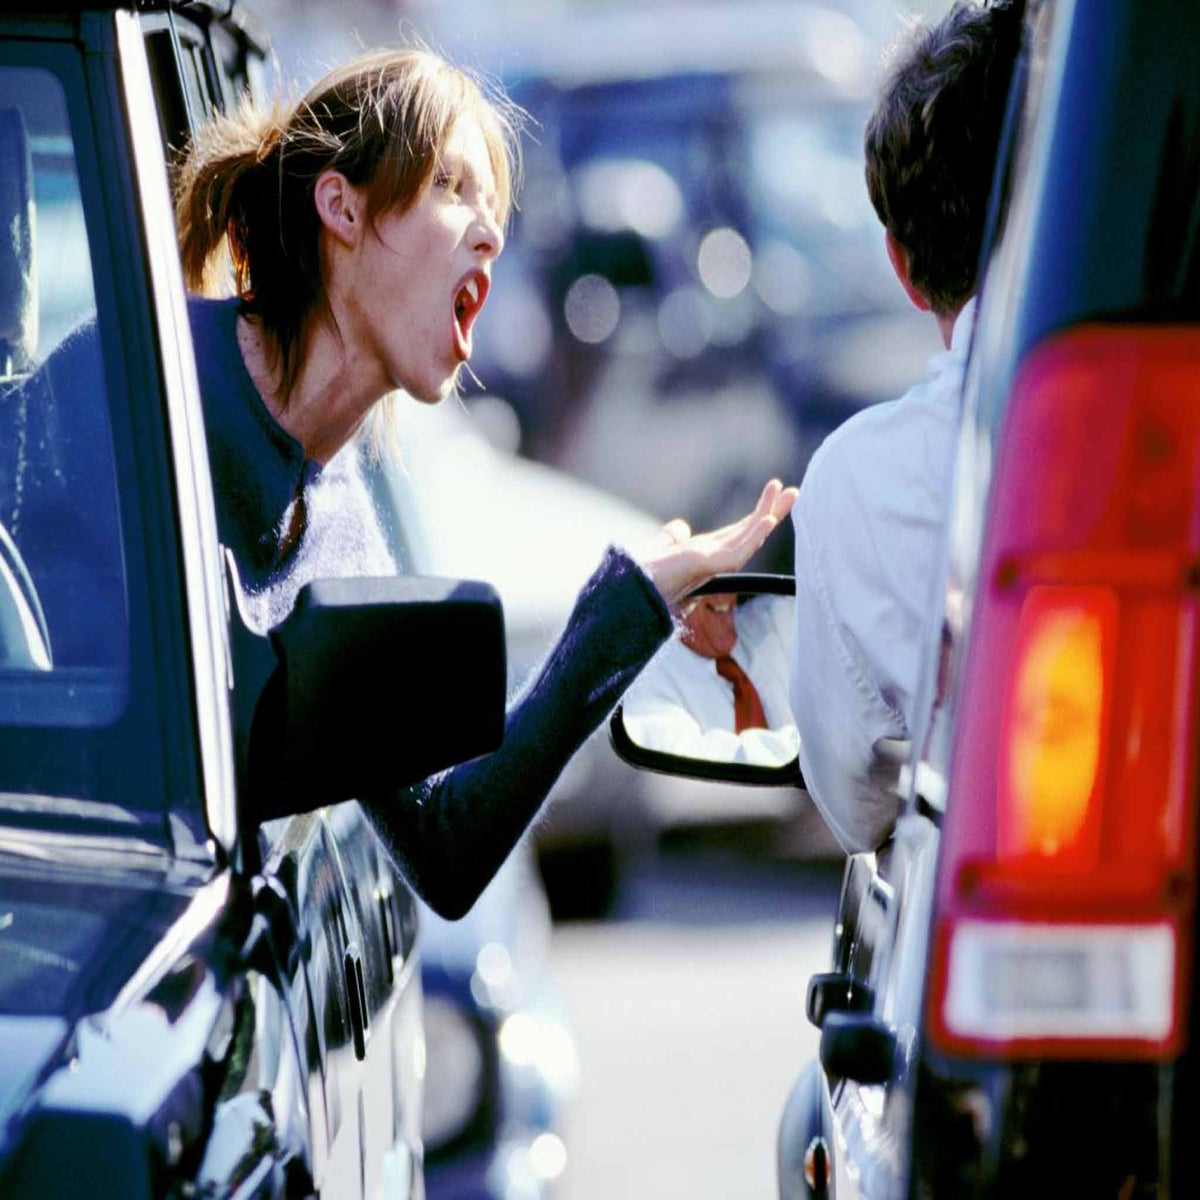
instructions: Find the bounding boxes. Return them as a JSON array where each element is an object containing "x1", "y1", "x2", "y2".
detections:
[{"x1": 242, "y1": 1, "x2": 945, "y2": 1196}]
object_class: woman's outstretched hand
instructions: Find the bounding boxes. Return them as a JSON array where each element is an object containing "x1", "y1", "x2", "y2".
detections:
[{"x1": 636, "y1": 478, "x2": 799, "y2": 610}]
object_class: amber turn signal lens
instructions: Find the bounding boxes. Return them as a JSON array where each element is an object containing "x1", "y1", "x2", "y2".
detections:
[{"x1": 998, "y1": 586, "x2": 1116, "y2": 866}]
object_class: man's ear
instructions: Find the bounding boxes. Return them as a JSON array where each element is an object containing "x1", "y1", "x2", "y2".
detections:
[
  {"x1": 885, "y1": 231, "x2": 931, "y2": 313},
  {"x1": 314, "y1": 170, "x2": 363, "y2": 248}
]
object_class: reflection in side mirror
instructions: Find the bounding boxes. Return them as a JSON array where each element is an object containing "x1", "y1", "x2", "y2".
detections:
[{"x1": 611, "y1": 575, "x2": 803, "y2": 787}]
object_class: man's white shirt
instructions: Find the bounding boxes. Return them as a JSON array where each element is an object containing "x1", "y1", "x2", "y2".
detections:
[{"x1": 789, "y1": 300, "x2": 975, "y2": 852}]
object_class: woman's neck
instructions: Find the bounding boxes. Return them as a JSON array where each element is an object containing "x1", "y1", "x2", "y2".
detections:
[{"x1": 236, "y1": 311, "x2": 386, "y2": 464}]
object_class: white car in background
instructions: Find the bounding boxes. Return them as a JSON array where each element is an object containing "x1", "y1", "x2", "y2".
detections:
[{"x1": 368, "y1": 393, "x2": 660, "y2": 915}]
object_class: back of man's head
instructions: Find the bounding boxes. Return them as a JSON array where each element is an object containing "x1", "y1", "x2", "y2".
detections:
[{"x1": 865, "y1": 0, "x2": 1022, "y2": 317}]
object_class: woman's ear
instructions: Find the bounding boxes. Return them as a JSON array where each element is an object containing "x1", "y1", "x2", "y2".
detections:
[
  {"x1": 314, "y1": 170, "x2": 362, "y2": 248},
  {"x1": 885, "y1": 230, "x2": 931, "y2": 313}
]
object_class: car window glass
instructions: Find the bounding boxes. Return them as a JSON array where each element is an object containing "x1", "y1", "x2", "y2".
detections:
[
  {"x1": 0, "y1": 65, "x2": 129, "y2": 718},
  {"x1": 209, "y1": 23, "x2": 249, "y2": 110},
  {"x1": 180, "y1": 41, "x2": 215, "y2": 123}
]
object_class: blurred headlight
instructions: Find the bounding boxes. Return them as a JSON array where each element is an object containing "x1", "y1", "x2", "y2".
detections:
[
  {"x1": 422, "y1": 996, "x2": 485, "y2": 1151},
  {"x1": 499, "y1": 1012, "x2": 580, "y2": 1094},
  {"x1": 698, "y1": 227, "x2": 752, "y2": 298},
  {"x1": 565, "y1": 274, "x2": 620, "y2": 344}
]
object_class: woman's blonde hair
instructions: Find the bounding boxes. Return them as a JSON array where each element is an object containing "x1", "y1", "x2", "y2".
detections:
[{"x1": 176, "y1": 48, "x2": 521, "y2": 403}]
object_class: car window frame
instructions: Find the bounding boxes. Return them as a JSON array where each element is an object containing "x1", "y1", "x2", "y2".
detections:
[
  {"x1": 116, "y1": 9, "x2": 239, "y2": 855},
  {"x1": 0, "y1": 21, "x2": 220, "y2": 855},
  {"x1": 141, "y1": 9, "x2": 221, "y2": 162}
]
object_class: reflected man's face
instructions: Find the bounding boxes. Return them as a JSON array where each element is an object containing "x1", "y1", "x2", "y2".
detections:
[{"x1": 680, "y1": 594, "x2": 738, "y2": 659}]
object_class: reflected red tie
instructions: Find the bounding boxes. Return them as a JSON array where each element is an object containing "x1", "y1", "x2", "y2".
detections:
[{"x1": 714, "y1": 655, "x2": 768, "y2": 733}]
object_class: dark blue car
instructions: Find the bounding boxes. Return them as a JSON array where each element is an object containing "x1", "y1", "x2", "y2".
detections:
[{"x1": 0, "y1": 5, "x2": 506, "y2": 1195}]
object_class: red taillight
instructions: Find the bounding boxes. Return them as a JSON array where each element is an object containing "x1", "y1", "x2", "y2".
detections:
[{"x1": 929, "y1": 328, "x2": 1200, "y2": 1061}]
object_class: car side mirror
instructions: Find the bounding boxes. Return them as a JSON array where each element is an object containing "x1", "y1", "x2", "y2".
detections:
[
  {"x1": 226, "y1": 561, "x2": 507, "y2": 824},
  {"x1": 610, "y1": 574, "x2": 803, "y2": 787},
  {"x1": 819, "y1": 1012, "x2": 896, "y2": 1085}
]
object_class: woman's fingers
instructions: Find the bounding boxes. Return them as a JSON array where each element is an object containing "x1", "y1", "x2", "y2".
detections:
[
  {"x1": 773, "y1": 483, "x2": 800, "y2": 521},
  {"x1": 703, "y1": 481, "x2": 798, "y2": 564},
  {"x1": 719, "y1": 480, "x2": 781, "y2": 542},
  {"x1": 662, "y1": 517, "x2": 692, "y2": 544},
  {"x1": 757, "y1": 477, "x2": 785, "y2": 519},
  {"x1": 638, "y1": 517, "x2": 693, "y2": 561},
  {"x1": 756, "y1": 478, "x2": 799, "y2": 526},
  {"x1": 721, "y1": 480, "x2": 797, "y2": 546},
  {"x1": 637, "y1": 479, "x2": 799, "y2": 608}
]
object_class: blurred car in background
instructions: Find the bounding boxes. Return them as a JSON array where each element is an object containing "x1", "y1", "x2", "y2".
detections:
[
  {"x1": 368, "y1": 395, "x2": 660, "y2": 918},
  {"x1": 419, "y1": 851, "x2": 579, "y2": 1200}
]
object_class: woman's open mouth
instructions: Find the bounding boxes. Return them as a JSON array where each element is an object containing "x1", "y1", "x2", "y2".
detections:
[{"x1": 452, "y1": 271, "x2": 489, "y2": 361}]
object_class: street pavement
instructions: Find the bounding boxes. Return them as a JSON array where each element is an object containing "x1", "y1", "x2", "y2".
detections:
[{"x1": 550, "y1": 845, "x2": 843, "y2": 1200}]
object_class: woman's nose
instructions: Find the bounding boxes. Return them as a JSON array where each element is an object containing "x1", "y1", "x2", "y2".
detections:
[{"x1": 473, "y1": 206, "x2": 505, "y2": 259}]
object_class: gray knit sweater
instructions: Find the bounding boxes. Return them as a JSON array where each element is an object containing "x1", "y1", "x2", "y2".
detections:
[{"x1": 191, "y1": 298, "x2": 671, "y2": 917}]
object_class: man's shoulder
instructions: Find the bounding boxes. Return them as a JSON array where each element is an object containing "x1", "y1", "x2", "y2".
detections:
[
  {"x1": 793, "y1": 361, "x2": 965, "y2": 599},
  {"x1": 813, "y1": 393, "x2": 906, "y2": 466},
  {"x1": 802, "y1": 363, "x2": 961, "y2": 506},
  {"x1": 823, "y1": 366, "x2": 957, "y2": 458},
  {"x1": 801, "y1": 399, "x2": 914, "y2": 512}
]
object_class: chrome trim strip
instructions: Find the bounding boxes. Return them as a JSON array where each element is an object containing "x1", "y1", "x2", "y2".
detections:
[{"x1": 114, "y1": 12, "x2": 237, "y2": 856}]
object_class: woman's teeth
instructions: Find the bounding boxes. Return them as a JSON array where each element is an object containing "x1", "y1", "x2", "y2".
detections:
[{"x1": 456, "y1": 278, "x2": 480, "y2": 321}]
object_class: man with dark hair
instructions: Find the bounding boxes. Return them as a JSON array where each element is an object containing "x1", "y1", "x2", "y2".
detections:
[{"x1": 789, "y1": 0, "x2": 1021, "y2": 852}]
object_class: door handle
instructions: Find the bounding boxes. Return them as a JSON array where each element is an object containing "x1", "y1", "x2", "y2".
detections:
[
  {"x1": 377, "y1": 888, "x2": 397, "y2": 984},
  {"x1": 344, "y1": 942, "x2": 368, "y2": 1061}
]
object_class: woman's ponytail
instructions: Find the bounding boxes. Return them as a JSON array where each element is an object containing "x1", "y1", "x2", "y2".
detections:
[{"x1": 174, "y1": 100, "x2": 286, "y2": 299}]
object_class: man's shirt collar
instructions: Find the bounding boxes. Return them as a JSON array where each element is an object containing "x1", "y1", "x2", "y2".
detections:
[{"x1": 950, "y1": 296, "x2": 978, "y2": 357}]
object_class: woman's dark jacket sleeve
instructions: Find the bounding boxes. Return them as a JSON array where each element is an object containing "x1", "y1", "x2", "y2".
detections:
[{"x1": 360, "y1": 546, "x2": 672, "y2": 918}]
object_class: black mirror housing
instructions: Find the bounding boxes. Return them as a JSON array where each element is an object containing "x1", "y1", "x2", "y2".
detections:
[
  {"x1": 228, "y1": 571, "x2": 507, "y2": 823},
  {"x1": 806, "y1": 972, "x2": 875, "y2": 1029},
  {"x1": 819, "y1": 1012, "x2": 896, "y2": 1085}
]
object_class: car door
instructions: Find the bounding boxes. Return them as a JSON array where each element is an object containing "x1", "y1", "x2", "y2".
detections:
[
  {"x1": 259, "y1": 811, "x2": 365, "y2": 1199},
  {"x1": 812, "y1": 818, "x2": 941, "y2": 1199},
  {"x1": 256, "y1": 806, "x2": 420, "y2": 1200},
  {"x1": 104, "y1": 13, "x2": 329, "y2": 1192},
  {"x1": 325, "y1": 802, "x2": 423, "y2": 1200},
  {"x1": 811, "y1": 844, "x2": 904, "y2": 1200}
]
